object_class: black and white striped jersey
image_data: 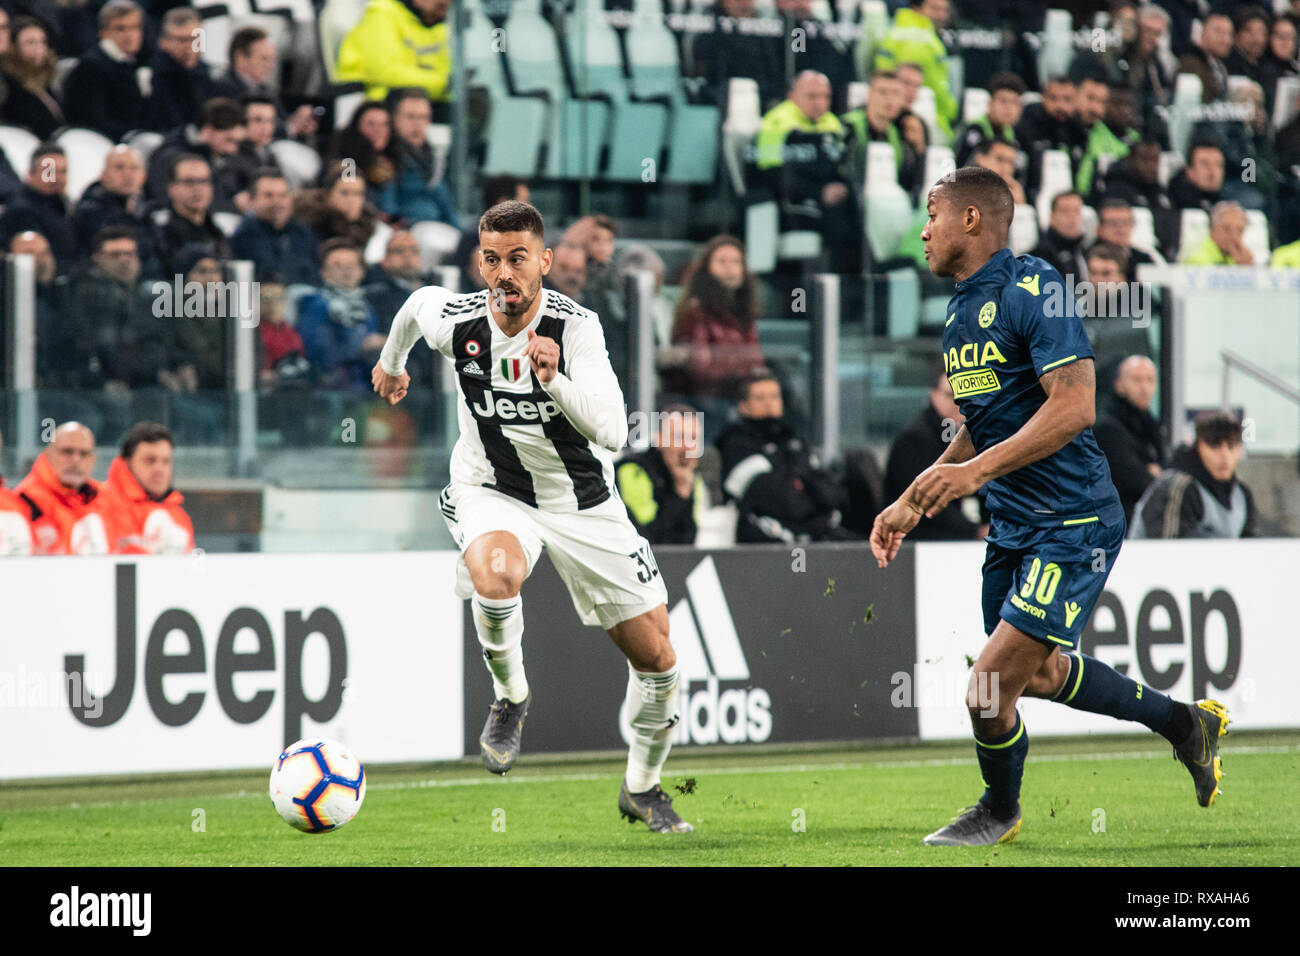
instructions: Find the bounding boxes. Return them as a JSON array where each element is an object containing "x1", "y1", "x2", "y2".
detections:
[{"x1": 396, "y1": 286, "x2": 624, "y2": 513}]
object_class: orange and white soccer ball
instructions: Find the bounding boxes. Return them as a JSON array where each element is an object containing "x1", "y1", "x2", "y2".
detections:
[{"x1": 269, "y1": 737, "x2": 366, "y2": 833}]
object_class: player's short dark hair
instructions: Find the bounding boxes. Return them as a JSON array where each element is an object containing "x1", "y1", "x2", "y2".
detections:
[
  {"x1": 933, "y1": 166, "x2": 1014, "y2": 234},
  {"x1": 736, "y1": 369, "x2": 780, "y2": 404},
  {"x1": 1050, "y1": 190, "x2": 1084, "y2": 213},
  {"x1": 1194, "y1": 410, "x2": 1243, "y2": 447},
  {"x1": 229, "y1": 25, "x2": 268, "y2": 65},
  {"x1": 987, "y1": 72, "x2": 1026, "y2": 96},
  {"x1": 198, "y1": 97, "x2": 244, "y2": 131},
  {"x1": 479, "y1": 200, "x2": 545, "y2": 240},
  {"x1": 168, "y1": 152, "x2": 209, "y2": 183},
  {"x1": 482, "y1": 175, "x2": 526, "y2": 209},
  {"x1": 122, "y1": 421, "x2": 174, "y2": 460},
  {"x1": 92, "y1": 225, "x2": 137, "y2": 254},
  {"x1": 1087, "y1": 241, "x2": 1129, "y2": 272}
]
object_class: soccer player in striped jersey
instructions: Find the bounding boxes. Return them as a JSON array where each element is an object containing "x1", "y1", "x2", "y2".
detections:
[
  {"x1": 871, "y1": 167, "x2": 1229, "y2": 847},
  {"x1": 371, "y1": 201, "x2": 691, "y2": 833}
]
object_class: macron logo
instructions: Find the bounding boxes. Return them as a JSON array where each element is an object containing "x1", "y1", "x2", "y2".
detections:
[
  {"x1": 666, "y1": 557, "x2": 771, "y2": 745},
  {"x1": 50, "y1": 886, "x2": 151, "y2": 936}
]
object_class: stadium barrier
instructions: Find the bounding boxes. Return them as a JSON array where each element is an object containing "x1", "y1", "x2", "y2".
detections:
[{"x1": 2, "y1": 539, "x2": 1293, "y2": 779}]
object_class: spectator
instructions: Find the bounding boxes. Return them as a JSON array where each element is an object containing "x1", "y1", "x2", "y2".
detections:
[
  {"x1": 241, "y1": 94, "x2": 279, "y2": 167},
  {"x1": 296, "y1": 240, "x2": 384, "y2": 392},
  {"x1": 669, "y1": 235, "x2": 766, "y2": 402},
  {"x1": 147, "y1": 97, "x2": 258, "y2": 213},
  {"x1": 1131, "y1": 410, "x2": 1258, "y2": 539},
  {"x1": 165, "y1": 245, "x2": 229, "y2": 394},
  {"x1": 213, "y1": 26, "x2": 317, "y2": 140},
  {"x1": 884, "y1": 367, "x2": 982, "y2": 541},
  {"x1": 972, "y1": 137, "x2": 1026, "y2": 205},
  {"x1": 378, "y1": 87, "x2": 458, "y2": 227},
  {"x1": 1271, "y1": 236, "x2": 1300, "y2": 266},
  {"x1": 1168, "y1": 142, "x2": 1224, "y2": 213},
  {"x1": 1016, "y1": 75, "x2": 1087, "y2": 196},
  {"x1": 363, "y1": 229, "x2": 433, "y2": 389},
  {"x1": 148, "y1": 7, "x2": 215, "y2": 133},
  {"x1": 99, "y1": 421, "x2": 195, "y2": 554},
  {"x1": 1263, "y1": 14, "x2": 1299, "y2": 106},
  {"x1": 564, "y1": 213, "x2": 624, "y2": 369},
  {"x1": 955, "y1": 71, "x2": 1026, "y2": 168},
  {"x1": 336, "y1": 0, "x2": 451, "y2": 105},
  {"x1": 326, "y1": 101, "x2": 398, "y2": 209},
  {"x1": 294, "y1": 159, "x2": 379, "y2": 250},
  {"x1": 616, "y1": 405, "x2": 705, "y2": 546},
  {"x1": 1124, "y1": 3, "x2": 1172, "y2": 137},
  {"x1": 1224, "y1": 6, "x2": 1272, "y2": 100},
  {"x1": 717, "y1": 371, "x2": 851, "y2": 543},
  {"x1": 1092, "y1": 198, "x2": 1159, "y2": 281},
  {"x1": 547, "y1": 241, "x2": 587, "y2": 302},
  {"x1": 0, "y1": 8, "x2": 10, "y2": 110},
  {"x1": 1181, "y1": 200, "x2": 1254, "y2": 265},
  {"x1": 1094, "y1": 138, "x2": 1179, "y2": 257},
  {"x1": 72, "y1": 145, "x2": 150, "y2": 258},
  {"x1": 1093, "y1": 354, "x2": 1165, "y2": 522},
  {"x1": 257, "y1": 277, "x2": 311, "y2": 388},
  {"x1": 1031, "y1": 190, "x2": 1089, "y2": 281},
  {"x1": 615, "y1": 243, "x2": 674, "y2": 346},
  {"x1": 0, "y1": 428, "x2": 34, "y2": 555},
  {"x1": 147, "y1": 154, "x2": 231, "y2": 275},
  {"x1": 691, "y1": 0, "x2": 786, "y2": 112},
  {"x1": 0, "y1": 142, "x2": 76, "y2": 261},
  {"x1": 16, "y1": 421, "x2": 108, "y2": 555},
  {"x1": 230, "y1": 168, "x2": 320, "y2": 284},
  {"x1": 874, "y1": 0, "x2": 957, "y2": 139},
  {"x1": 894, "y1": 62, "x2": 931, "y2": 157},
  {"x1": 842, "y1": 69, "x2": 922, "y2": 194},
  {"x1": 756, "y1": 71, "x2": 858, "y2": 273},
  {"x1": 61, "y1": 0, "x2": 151, "y2": 141},
  {"x1": 1176, "y1": 12, "x2": 1232, "y2": 103},
  {"x1": 779, "y1": 0, "x2": 855, "y2": 114},
  {"x1": 1071, "y1": 1, "x2": 1139, "y2": 86},
  {"x1": 1075, "y1": 78, "x2": 1140, "y2": 197},
  {"x1": 0, "y1": 17, "x2": 64, "y2": 138}
]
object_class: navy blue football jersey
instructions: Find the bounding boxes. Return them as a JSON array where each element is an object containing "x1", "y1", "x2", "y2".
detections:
[{"x1": 941, "y1": 248, "x2": 1124, "y2": 528}]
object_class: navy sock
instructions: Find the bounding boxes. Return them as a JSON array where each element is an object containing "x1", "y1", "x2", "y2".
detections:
[
  {"x1": 975, "y1": 714, "x2": 1028, "y2": 821},
  {"x1": 1053, "y1": 653, "x2": 1177, "y2": 738}
]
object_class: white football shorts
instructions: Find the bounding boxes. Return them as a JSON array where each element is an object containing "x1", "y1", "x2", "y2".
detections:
[{"x1": 440, "y1": 483, "x2": 668, "y2": 630}]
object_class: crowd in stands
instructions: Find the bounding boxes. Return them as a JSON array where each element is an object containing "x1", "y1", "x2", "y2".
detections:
[{"x1": 0, "y1": 0, "x2": 1293, "y2": 550}]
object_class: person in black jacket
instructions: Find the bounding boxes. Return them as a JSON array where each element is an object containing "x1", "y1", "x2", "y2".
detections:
[
  {"x1": 1030, "y1": 190, "x2": 1088, "y2": 281},
  {"x1": 0, "y1": 142, "x2": 76, "y2": 260},
  {"x1": 147, "y1": 7, "x2": 215, "y2": 133},
  {"x1": 61, "y1": 0, "x2": 151, "y2": 141},
  {"x1": 616, "y1": 406, "x2": 705, "y2": 546},
  {"x1": 229, "y1": 168, "x2": 320, "y2": 284},
  {"x1": 1015, "y1": 74, "x2": 1087, "y2": 198},
  {"x1": 885, "y1": 370, "x2": 983, "y2": 541},
  {"x1": 1092, "y1": 355, "x2": 1165, "y2": 522},
  {"x1": 71, "y1": 145, "x2": 150, "y2": 259},
  {"x1": 717, "y1": 370, "x2": 852, "y2": 543},
  {"x1": 1131, "y1": 411, "x2": 1259, "y2": 539}
]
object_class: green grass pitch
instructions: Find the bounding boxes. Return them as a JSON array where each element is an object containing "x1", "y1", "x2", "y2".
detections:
[{"x1": 3, "y1": 732, "x2": 1296, "y2": 866}]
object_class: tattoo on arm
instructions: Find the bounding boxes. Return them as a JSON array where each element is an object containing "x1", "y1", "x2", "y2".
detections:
[{"x1": 1039, "y1": 357, "x2": 1095, "y2": 395}]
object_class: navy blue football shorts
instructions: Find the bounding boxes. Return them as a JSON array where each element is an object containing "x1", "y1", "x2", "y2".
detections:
[{"x1": 980, "y1": 514, "x2": 1126, "y2": 650}]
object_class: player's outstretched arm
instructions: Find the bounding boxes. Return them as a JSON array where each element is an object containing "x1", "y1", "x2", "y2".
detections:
[
  {"x1": 871, "y1": 424, "x2": 977, "y2": 568},
  {"x1": 912, "y1": 358, "x2": 1096, "y2": 518}
]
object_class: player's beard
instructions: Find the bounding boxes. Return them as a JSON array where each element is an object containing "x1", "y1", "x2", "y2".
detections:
[{"x1": 492, "y1": 276, "x2": 541, "y2": 317}]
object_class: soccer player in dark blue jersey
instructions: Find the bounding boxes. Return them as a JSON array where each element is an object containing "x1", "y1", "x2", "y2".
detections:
[{"x1": 871, "y1": 167, "x2": 1230, "y2": 847}]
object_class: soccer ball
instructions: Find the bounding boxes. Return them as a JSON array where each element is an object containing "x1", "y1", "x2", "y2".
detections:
[{"x1": 269, "y1": 737, "x2": 366, "y2": 833}]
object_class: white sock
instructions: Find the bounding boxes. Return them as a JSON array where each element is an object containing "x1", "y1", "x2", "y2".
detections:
[
  {"x1": 623, "y1": 664, "x2": 679, "y2": 792},
  {"x1": 471, "y1": 593, "x2": 528, "y2": 703}
]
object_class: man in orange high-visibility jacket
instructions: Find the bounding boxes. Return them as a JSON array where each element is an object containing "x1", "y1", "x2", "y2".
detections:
[
  {"x1": 0, "y1": 428, "x2": 33, "y2": 555},
  {"x1": 17, "y1": 421, "x2": 108, "y2": 555},
  {"x1": 99, "y1": 422, "x2": 195, "y2": 555}
]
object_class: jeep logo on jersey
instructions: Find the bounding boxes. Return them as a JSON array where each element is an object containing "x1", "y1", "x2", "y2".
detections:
[
  {"x1": 620, "y1": 557, "x2": 772, "y2": 746},
  {"x1": 469, "y1": 390, "x2": 561, "y2": 424}
]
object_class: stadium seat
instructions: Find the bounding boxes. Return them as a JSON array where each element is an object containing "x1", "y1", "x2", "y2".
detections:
[
  {"x1": 1168, "y1": 73, "x2": 1203, "y2": 157},
  {"x1": 847, "y1": 81, "x2": 869, "y2": 111},
  {"x1": 54, "y1": 128, "x2": 113, "y2": 204},
  {"x1": 722, "y1": 78, "x2": 762, "y2": 196},
  {"x1": 213, "y1": 211, "x2": 243, "y2": 237},
  {"x1": 885, "y1": 268, "x2": 920, "y2": 338},
  {"x1": 1130, "y1": 206, "x2": 1158, "y2": 253},
  {"x1": 1176, "y1": 208, "x2": 1210, "y2": 262},
  {"x1": 408, "y1": 220, "x2": 463, "y2": 272},
  {"x1": 461, "y1": 4, "x2": 510, "y2": 102},
  {"x1": 319, "y1": 0, "x2": 367, "y2": 83},
  {"x1": 1081, "y1": 204, "x2": 1098, "y2": 245},
  {"x1": 694, "y1": 503, "x2": 737, "y2": 548},
  {"x1": 0, "y1": 126, "x2": 38, "y2": 178},
  {"x1": 1038, "y1": 10, "x2": 1074, "y2": 87},
  {"x1": 1158, "y1": 150, "x2": 1182, "y2": 187},
  {"x1": 911, "y1": 85, "x2": 941, "y2": 146},
  {"x1": 333, "y1": 88, "x2": 365, "y2": 130},
  {"x1": 1009, "y1": 203, "x2": 1039, "y2": 255},
  {"x1": 433, "y1": 264, "x2": 461, "y2": 291},
  {"x1": 1035, "y1": 149, "x2": 1073, "y2": 230},
  {"x1": 54, "y1": 57, "x2": 77, "y2": 97},
  {"x1": 866, "y1": 141, "x2": 900, "y2": 186},
  {"x1": 1244, "y1": 210, "x2": 1270, "y2": 264},
  {"x1": 865, "y1": 189, "x2": 915, "y2": 263},
  {"x1": 192, "y1": 0, "x2": 246, "y2": 71},
  {"x1": 481, "y1": 99, "x2": 547, "y2": 177},
  {"x1": 923, "y1": 145, "x2": 955, "y2": 190},
  {"x1": 1274, "y1": 76, "x2": 1300, "y2": 131},
  {"x1": 962, "y1": 88, "x2": 990, "y2": 125},
  {"x1": 124, "y1": 130, "x2": 164, "y2": 165},
  {"x1": 269, "y1": 138, "x2": 322, "y2": 189},
  {"x1": 364, "y1": 219, "x2": 392, "y2": 265},
  {"x1": 857, "y1": 1, "x2": 890, "y2": 78}
]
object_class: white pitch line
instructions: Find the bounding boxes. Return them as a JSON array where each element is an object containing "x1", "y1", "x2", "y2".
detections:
[{"x1": 28, "y1": 744, "x2": 1296, "y2": 810}]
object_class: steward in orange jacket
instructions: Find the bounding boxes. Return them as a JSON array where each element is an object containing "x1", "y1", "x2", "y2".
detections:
[
  {"x1": 0, "y1": 477, "x2": 34, "y2": 555},
  {"x1": 98, "y1": 423, "x2": 195, "y2": 555},
  {"x1": 17, "y1": 423, "x2": 109, "y2": 554}
]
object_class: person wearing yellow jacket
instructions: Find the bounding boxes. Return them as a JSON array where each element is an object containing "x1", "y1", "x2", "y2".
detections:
[
  {"x1": 873, "y1": 0, "x2": 957, "y2": 140},
  {"x1": 336, "y1": 0, "x2": 451, "y2": 103}
]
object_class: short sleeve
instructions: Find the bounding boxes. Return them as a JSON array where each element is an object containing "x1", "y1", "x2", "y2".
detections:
[{"x1": 1010, "y1": 265, "x2": 1095, "y2": 378}]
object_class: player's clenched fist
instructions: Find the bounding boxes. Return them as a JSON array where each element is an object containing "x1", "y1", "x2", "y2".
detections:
[
  {"x1": 371, "y1": 361, "x2": 410, "y2": 405},
  {"x1": 524, "y1": 329, "x2": 560, "y2": 384},
  {"x1": 869, "y1": 498, "x2": 924, "y2": 569}
]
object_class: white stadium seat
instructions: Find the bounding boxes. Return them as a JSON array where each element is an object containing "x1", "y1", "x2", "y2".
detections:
[
  {"x1": 1176, "y1": 208, "x2": 1210, "y2": 262},
  {"x1": 1009, "y1": 203, "x2": 1039, "y2": 256},
  {"x1": 0, "y1": 125, "x2": 39, "y2": 177},
  {"x1": 55, "y1": 128, "x2": 114, "y2": 204}
]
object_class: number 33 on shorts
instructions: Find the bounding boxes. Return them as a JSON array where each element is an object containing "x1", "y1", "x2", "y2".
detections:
[{"x1": 628, "y1": 543, "x2": 660, "y2": 584}]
